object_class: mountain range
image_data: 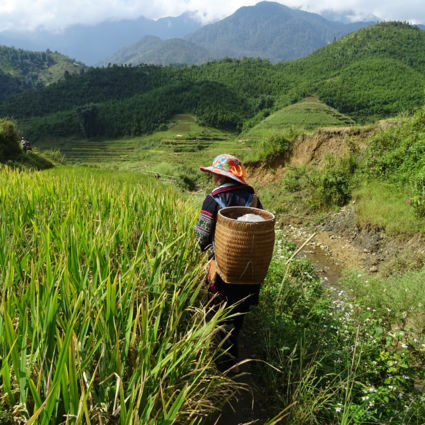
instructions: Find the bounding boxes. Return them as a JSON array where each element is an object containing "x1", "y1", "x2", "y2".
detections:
[
  {"x1": 2, "y1": 22, "x2": 425, "y2": 142},
  {"x1": 0, "y1": 2, "x2": 378, "y2": 67},
  {"x1": 102, "y1": 2, "x2": 376, "y2": 66}
]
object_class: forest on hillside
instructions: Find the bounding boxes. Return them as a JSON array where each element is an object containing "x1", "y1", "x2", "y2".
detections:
[{"x1": 1, "y1": 22, "x2": 425, "y2": 140}]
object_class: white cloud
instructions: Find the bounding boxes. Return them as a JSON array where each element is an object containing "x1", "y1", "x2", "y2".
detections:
[{"x1": 0, "y1": 0, "x2": 424, "y2": 32}]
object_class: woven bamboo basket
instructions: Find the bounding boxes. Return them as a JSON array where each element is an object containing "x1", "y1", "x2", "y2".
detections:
[{"x1": 214, "y1": 206, "x2": 275, "y2": 284}]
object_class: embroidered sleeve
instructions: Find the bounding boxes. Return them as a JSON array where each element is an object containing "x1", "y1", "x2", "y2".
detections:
[{"x1": 194, "y1": 196, "x2": 218, "y2": 251}]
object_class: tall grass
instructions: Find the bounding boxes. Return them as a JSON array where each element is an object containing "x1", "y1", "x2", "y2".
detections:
[
  {"x1": 248, "y1": 237, "x2": 425, "y2": 424},
  {"x1": 353, "y1": 181, "x2": 425, "y2": 235},
  {"x1": 0, "y1": 166, "x2": 234, "y2": 424}
]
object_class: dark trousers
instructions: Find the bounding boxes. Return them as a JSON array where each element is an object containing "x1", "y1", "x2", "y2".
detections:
[{"x1": 207, "y1": 275, "x2": 260, "y2": 372}]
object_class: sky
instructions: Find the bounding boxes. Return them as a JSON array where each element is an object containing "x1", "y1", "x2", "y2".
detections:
[{"x1": 0, "y1": 0, "x2": 423, "y2": 33}]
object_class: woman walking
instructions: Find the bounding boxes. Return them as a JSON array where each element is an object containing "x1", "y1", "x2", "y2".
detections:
[{"x1": 194, "y1": 154, "x2": 263, "y2": 372}]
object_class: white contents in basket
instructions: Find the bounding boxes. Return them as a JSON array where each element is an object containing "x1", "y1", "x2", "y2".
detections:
[{"x1": 236, "y1": 213, "x2": 266, "y2": 222}]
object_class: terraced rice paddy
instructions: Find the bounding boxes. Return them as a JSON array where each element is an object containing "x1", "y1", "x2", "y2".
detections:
[{"x1": 35, "y1": 115, "x2": 251, "y2": 174}]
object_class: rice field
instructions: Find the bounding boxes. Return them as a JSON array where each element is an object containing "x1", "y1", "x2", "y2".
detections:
[
  {"x1": 0, "y1": 166, "x2": 235, "y2": 424},
  {"x1": 32, "y1": 114, "x2": 254, "y2": 174}
]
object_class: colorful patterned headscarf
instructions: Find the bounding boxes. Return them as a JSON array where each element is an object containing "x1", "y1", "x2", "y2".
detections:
[{"x1": 200, "y1": 154, "x2": 247, "y2": 184}]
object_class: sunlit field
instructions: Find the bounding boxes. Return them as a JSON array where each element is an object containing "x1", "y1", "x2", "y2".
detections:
[{"x1": 0, "y1": 166, "x2": 234, "y2": 424}]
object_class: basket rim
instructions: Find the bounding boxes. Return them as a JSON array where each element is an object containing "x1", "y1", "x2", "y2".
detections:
[{"x1": 218, "y1": 206, "x2": 275, "y2": 223}]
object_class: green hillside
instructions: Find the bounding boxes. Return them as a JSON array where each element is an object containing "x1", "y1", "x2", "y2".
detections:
[
  {"x1": 34, "y1": 114, "x2": 246, "y2": 172},
  {"x1": 0, "y1": 46, "x2": 86, "y2": 101},
  {"x1": 243, "y1": 97, "x2": 354, "y2": 140},
  {"x1": 1, "y1": 22, "x2": 425, "y2": 140},
  {"x1": 317, "y1": 58, "x2": 425, "y2": 121},
  {"x1": 280, "y1": 21, "x2": 425, "y2": 78}
]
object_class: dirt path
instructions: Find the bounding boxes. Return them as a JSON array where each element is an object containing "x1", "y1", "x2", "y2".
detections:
[{"x1": 213, "y1": 223, "x2": 363, "y2": 425}]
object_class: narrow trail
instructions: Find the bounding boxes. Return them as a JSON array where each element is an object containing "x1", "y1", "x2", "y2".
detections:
[{"x1": 214, "y1": 226, "x2": 346, "y2": 425}]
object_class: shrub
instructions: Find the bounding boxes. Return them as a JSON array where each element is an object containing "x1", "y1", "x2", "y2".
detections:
[
  {"x1": 410, "y1": 170, "x2": 425, "y2": 218},
  {"x1": 313, "y1": 155, "x2": 357, "y2": 208},
  {"x1": 251, "y1": 133, "x2": 292, "y2": 162},
  {"x1": 0, "y1": 118, "x2": 21, "y2": 161},
  {"x1": 282, "y1": 166, "x2": 308, "y2": 193}
]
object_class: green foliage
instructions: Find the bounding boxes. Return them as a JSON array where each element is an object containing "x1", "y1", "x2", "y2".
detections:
[
  {"x1": 250, "y1": 241, "x2": 425, "y2": 424},
  {"x1": 353, "y1": 181, "x2": 425, "y2": 235},
  {"x1": 317, "y1": 58, "x2": 425, "y2": 121},
  {"x1": 280, "y1": 107, "x2": 425, "y2": 227},
  {"x1": 255, "y1": 94, "x2": 275, "y2": 111},
  {"x1": 0, "y1": 45, "x2": 86, "y2": 101},
  {"x1": 2, "y1": 23, "x2": 425, "y2": 139},
  {"x1": 363, "y1": 107, "x2": 425, "y2": 219},
  {"x1": 16, "y1": 76, "x2": 251, "y2": 140},
  {"x1": 0, "y1": 118, "x2": 21, "y2": 161},
  {"x1": 0, "y1": 166, "x2": 234, "y2": 422},
  {"x1": 341, "y1": 268, "x2": 425, "y2": 329},
  {"x1": 282, "y1": 154, "x2": 358, "y2": 211},
  {"x1": 37, "y1": 149, "x2": 66, "y2": 165},
  {"x1": 313, "y1": 155, "x2": 358, "y2": 208},
  {"x1": 248, "y1": 133, "x2": 292, "y2": 162}
]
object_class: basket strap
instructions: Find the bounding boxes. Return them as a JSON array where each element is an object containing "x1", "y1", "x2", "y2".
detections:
[
  {"x1": 248, "y1": 193, "x2": 258, "y2": 208},
  {"x1": 212, "y1": 195, "x2": 227, "y2": 209},
  {"x1": 213, "y1": 192, "x2": 257, "y2": 209}
]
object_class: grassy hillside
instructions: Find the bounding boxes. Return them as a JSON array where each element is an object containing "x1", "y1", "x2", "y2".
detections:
[
  {"x1": 0, "y1": 46, "x2": 86, "y2": 101},
  {"x1": 32, "y1": 113, "x2": 253, "y2": 191},
  {"x1": 243, "y1": 97, "x2": 354, "y2": 141},
  {"x1": 268, "y1": 107, "x2": 425, "y2": 236}
]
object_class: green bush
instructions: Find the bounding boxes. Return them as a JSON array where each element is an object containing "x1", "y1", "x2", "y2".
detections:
[
  {"x1": 0, "y1": 118, "x2": 21, "y2": 161},
  {"x1": 249, "y1": 133, "x2": 292, "y2": 162},
  {"x1": 313, "y1": 155, "x2": 357, "y2": 208},
  {"x1": 282, "y1": 166, "x2": 308, "y2": 192}
]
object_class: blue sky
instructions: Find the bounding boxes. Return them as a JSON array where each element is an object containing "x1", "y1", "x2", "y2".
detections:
[{"x1": 0, "y1": 0, "x2": 423, "y2": 32}]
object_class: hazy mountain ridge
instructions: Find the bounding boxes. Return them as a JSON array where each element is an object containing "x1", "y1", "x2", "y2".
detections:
[
  {"x1": 99, "y1": 36, "x2": 211, "y2": 66},
  {"x1": 0, "y1": 13, "x2": 202, "y2": 65},
  {"x1": 186, "y1": 2, "x2": 374, "y2": 62}
]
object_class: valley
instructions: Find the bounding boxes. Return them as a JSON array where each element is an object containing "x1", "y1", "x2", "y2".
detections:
[
  {"x1": 4, "y1": 103, "x2": 423, "y2": 424},
  {"x1": 1, "y1": 17, "x2": 425, "y2": 425}
]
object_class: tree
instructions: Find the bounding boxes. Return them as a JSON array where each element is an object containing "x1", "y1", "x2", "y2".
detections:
[{"x1": 0, "y1": 119, "x2": 21, "y2": 161}]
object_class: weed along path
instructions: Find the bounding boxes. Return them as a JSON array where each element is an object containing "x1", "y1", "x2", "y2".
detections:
[{"x1": 213, "y1": 229, "x2": 355, "y2": 425}]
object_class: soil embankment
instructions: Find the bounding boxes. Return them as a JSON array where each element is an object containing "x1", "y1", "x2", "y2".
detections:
[
  {"x1": 247, "y1": 122, "x2": 425, "y2": 276},
  {"x1": 216, "y1": 123, "x2": 425, "y2": 424}
]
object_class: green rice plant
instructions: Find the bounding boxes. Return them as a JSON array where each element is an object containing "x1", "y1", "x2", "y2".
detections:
[{"x1": 0, "y1": 166, "x2": 236, "y2": 424}]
